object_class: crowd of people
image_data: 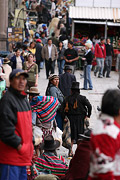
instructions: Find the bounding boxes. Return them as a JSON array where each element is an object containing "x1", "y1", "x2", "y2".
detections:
[{"x1": 1, "y1": 0, "x2": 120, "y2": 180}]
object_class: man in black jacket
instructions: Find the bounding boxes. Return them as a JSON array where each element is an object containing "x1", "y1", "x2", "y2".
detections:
[
  {"x1": 59, "y1": 65, "x2": 76, "y2": 97},
  {"x1": 35, "y1": 39, "x2": 43, "y2": 74},
  {"x1": 103, "y1": 38, "x2": 114, "y2": 78},
  {"x1": 0, "y1": 69, "x2": 33, "y2": 180}
]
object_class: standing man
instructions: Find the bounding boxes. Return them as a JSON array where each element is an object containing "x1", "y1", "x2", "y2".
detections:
[
  {"x1": 94, "y1": 37, "x2": 106, "y2": 78},
  {"x1": 0, "y1": 69, "x2": 33, "y2": 180},
  {"x1": 103, "y1": 38, "x2": 114, "y2": 78},
  {"x1": 35, "y1": 39, "x2": 43, "y2": 74},
  {"x1": 42, "y1": 38, "x2": 58, "y2": 79},
  {"x1": 64, "y1": 41, "x2": 79, "y2": 73},
  {"x1": 59, "y1": 65, "x2": 76, "y2": 97}
]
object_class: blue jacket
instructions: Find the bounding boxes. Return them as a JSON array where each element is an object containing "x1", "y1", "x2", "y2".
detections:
[{"x1": 11, "y1": 55, "x2": 24, "y2": 69}]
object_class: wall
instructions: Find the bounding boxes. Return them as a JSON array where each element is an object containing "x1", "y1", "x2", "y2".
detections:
[{"x1": 75, "y1": 0, "x2": 120, "y2": 8}]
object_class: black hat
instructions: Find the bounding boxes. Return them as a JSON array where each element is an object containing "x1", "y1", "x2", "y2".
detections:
[
  {"x1": 9, "y1": 69, "x2": 29, "y2": 80},
  {"x1": 64, "y1": 65, "x2": 72, "y2": 71},
  {"x1": 40, "y1": 135, "x2": 60, "y2": 151},
  {"x1": 79, "y1": 128, "x2": 92, "y2": 140},
  {"x1": 71, "y1": 81, "x2": 80, "y2": 90}
]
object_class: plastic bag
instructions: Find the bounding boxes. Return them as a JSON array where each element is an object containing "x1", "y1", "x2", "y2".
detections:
[
  {"x1": 52, "y1": 127, "x2": 63, "y2": 145},
  {"x1": 33, "y1": 126, "x2": 43, "y2": 146}
]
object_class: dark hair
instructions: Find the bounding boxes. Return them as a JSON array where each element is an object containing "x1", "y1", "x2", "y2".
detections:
[
  {"x1": 68, "y1": 40, "x2": 73, "y2": 45},
  {"x1": 48, "y1": 38, "x2": 52, "y2": 42},
  {"x1": 71, "y1": 89, "x2": 80, "y2": 94},
  {"x1": 101, "y1": 89, "x2": 120, "y2": 116},
  {"x1": 51, "y1": 32, "x2": 55, "y2": 37},
  {"x1": 100, "y1": 37, "x2": 105, "y2": 41},
  {"x1": 30, "y1": 41, "x2": 35, "y2": 48},
  {"x1": 58, "y1": 41, "x2": 63, "y2": 46},
  {"x1": 15, "y1": 48, "x2": 20, "y2": 52},
  {"x1": 41, "y1": 32, "x2": 45, "y2": 36},
  {"x1": 28, "y1": 53, "x2": 34, "y2": 58}
]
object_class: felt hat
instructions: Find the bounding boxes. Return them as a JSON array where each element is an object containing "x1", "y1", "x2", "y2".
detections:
[
  {"x1": 9, "y1": 69, "x2": 28, "y2": 80},
  {"x1": 40, "y1": 135, "x2": 60, "y2": 151},
  {"x1": 64, "y1": 65, "x2": 72, "y2": 71},
  {"x1": 3, "y1": 58, "x2": 10, "y2": 64},
  {"x1": 27, "y1": 87, "x2": 40, "y2": 95},
  {"x1": 79, "y1": 128, "x2": 92, "y2": 140},
  {"x1": 71, "y1": 81, "x2": 80, "y2": 90},
  {"x1": 48, "y1": 74, "x2": 59, "y2": 81}
]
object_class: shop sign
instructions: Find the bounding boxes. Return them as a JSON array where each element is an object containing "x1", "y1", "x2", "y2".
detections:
[{"x1": 7, "y1": 27, "x2": 23, "y2": 43}]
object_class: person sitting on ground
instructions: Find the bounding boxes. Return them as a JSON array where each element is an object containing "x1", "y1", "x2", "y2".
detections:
[
  {"x1": 88, "y1": 89, "x2": 120, "y2": 180},
  {"x1": 35, "y1": 135, "x2": 68, "y2": 178},
  {"x1": 62, "y1": 128, "x2": 92, "y2": 180},
  {"x1": 59, "y1": 65, "x2": 76, "y2": 97}
]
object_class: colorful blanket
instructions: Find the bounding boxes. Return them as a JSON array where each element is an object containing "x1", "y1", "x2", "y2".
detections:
[
  {"x1": 35, "y1": 152, "x2": 68, "y2": 177},
  {"x1": 30, "y1": 96, "x2": 59, "y2": 123}
]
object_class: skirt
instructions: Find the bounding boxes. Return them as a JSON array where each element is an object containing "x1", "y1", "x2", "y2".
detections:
[{"x1": 68, "y1": 114, "x2": 85, "y2": 141}]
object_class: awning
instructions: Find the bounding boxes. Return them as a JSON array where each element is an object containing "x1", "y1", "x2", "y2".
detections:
[{"x1": 69, "y1": 6, "x2": 120, "y2": 21}]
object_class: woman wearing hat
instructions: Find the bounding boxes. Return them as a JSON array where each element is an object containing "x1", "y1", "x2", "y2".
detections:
[
  {"x1": 61, "y1": 81, "x2": 92, "y2": 157},
  {"x1": 81, "y1": 43, "x2": 93, "y2": 90},
  {"x1": 23, "y1": 53, "x2": 38, "y2": 89},
  {"x1": 46, "y1": 74, "x2": 64, "y2": 130},
  {"x1": 35, "y1": 135, "x2": 68, "y2": 177}
]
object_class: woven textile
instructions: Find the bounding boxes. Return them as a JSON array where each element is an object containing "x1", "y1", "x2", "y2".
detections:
[
  {"x1": 30, "y1": 96, "x2": 59, "y2": 123},
  {"x1": 35, "y1": 152, "x2": 68, "y2": 177}
]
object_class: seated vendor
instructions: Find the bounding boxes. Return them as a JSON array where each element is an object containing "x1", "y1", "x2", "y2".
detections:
[{"x1": 35, "y1": 135, "x2": 68, "y2": 178}]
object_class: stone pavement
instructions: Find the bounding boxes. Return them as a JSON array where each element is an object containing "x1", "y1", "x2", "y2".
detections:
[{"x1": 38, "y1": 66, "x2": 119, "y2": 164}]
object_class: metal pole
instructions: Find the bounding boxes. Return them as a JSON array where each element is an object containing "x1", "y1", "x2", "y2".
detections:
[
  {"x1": 72, "y1": 20, "x2": 75, "y2": 39},
  {"x1": 105, "y1": 20, "x2": 107, "y2": 42}
]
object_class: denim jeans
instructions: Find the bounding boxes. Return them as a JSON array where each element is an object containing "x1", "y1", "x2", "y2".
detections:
[
  {"x1": 0, "y1": 164, "x2": 27, "y2": 180},
  {"x1": 57, "y1": 59, "x2": 65, "y2": 75},
  {"x1": 95, "y1": 58, "x2": 104, "y2": 76},
  {"x1": 103, "y1": 56, "x2": 112, "y2": 77},
  {"x1": 84, "y1": 65, "x2": 93, "y2": 89}
]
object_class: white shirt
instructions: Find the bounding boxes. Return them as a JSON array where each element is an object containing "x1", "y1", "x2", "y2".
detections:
[
  {"x1": 48, "y1": 45, "x2": 52, "y2": 58},
  {"x1": 16, "y1": 56, "x2": 22, "y2": 69}
]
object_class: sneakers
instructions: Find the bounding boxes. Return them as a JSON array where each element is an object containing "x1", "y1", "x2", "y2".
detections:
[
  {"x1": 94, "y1": 71, "x2": 97, "y2": 76},
  {"x1": 98, "y1": 75, "x2": 103, "y2": 78}
]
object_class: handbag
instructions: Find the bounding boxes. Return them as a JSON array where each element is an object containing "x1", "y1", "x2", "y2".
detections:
[
  {"x1": 62, "y1": 116, "x2": 71, "y2": 149},
  {"x1": 52, "y1": 127, "x2": 63, "y2": 145}
]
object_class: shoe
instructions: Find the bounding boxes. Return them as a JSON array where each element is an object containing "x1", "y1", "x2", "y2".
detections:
[
  {"x1": 94, "y1": 71, "x2": 96, "y2": 76},
  {"x1": 106, "y1": 76, "x2": 111, "y2": 78},
  {"x1": 88, "y1": 88, "x2": 93, "y2": 90},
  {"x1": 80, "y1": 88, "x2": 88, "y2": 90},
  {"x1": 98, "y1": 75, "x2": 102, "y2": 78},
  {"x1": 117, "y1": 85, "x2": 120, "y2": 89}
]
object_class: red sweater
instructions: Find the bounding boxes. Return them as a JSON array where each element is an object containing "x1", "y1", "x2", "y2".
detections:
[
  {"x1": 95, "y1": 43, "x2": 106, "y2": 58},
  {"x1": 88, "y1": 114, "x2": 120, "y2": 180}
]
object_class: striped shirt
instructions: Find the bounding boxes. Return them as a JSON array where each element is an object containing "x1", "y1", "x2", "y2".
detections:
[
  {"x1": 35, "y1": 152, "x2": 68, "y2": 177},
  {"x1": 30, "y1": 96, "x2": 59, "y2": 123}
]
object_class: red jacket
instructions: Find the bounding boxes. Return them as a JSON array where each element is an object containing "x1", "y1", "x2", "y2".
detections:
[
  {"x1": 88, "y1": 114, "x2": 120, "y2": 180},
  {"x1": 0, "y1": 87, "x2": 33, "y2": 166},
  {"x1": 95, "y1": 43, "x2": 106, "y2": 58}
]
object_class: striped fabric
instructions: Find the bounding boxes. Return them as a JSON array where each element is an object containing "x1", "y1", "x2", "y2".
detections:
[
  {"x1": 35, "y1": 152, "x2": 68, "y2": 177},
  {"x1": 30, "y1": 96, "x2": 59, "y2": 123}
]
